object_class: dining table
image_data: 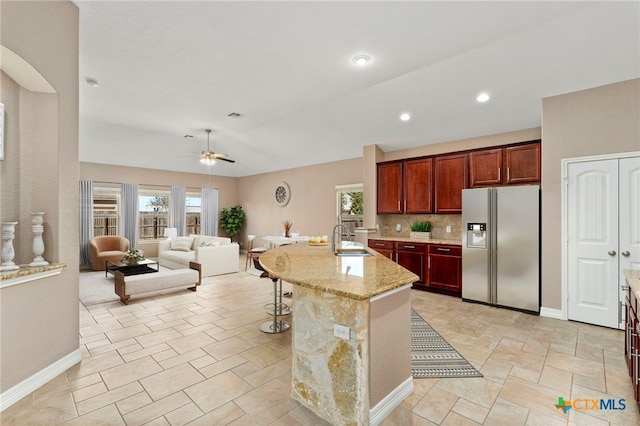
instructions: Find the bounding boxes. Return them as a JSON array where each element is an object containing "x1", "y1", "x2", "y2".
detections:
[{"x1": 262, "y1": 235, "x2": 310, "y2": 248}]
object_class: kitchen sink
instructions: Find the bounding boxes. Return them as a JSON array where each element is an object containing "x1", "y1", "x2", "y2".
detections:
[{"x1": 334, "y1": 248, "x2": 372, "y2": 257}]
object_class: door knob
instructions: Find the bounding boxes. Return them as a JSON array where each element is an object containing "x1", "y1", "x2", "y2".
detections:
[
  {"x1": 622, "y1": 251, "x2": 631, "y2": 257},
  {"x1": 608, "y1": 250, "x2": 617, "y2": 256}
]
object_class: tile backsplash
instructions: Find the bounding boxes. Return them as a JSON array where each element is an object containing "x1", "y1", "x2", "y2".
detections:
[{"x1": 379, "y1": 214, "x2": 462, "y2": 240}]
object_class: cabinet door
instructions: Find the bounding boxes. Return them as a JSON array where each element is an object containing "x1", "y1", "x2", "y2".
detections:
[
  {"x1": 404, "y1": 158, "x2": 433, "y2": 213},
  {"x1": 505, "y1": 143, "x2": 540, "y2": 184},
  {"x1": 377, "y1": 163, "x2": 402, "y2": 214},
  {"x1": 428, "y1": 253, "x2": 461, "y2": 293},
  {"x1": 434, "y1": 153, "x2": 468, "y2": 213},
  {"x1": 396, "y1": 251, "x2": 425, "y2": 285},
  {"x1": 469, "y1": 148, "x2": 503, "y2": 187}
]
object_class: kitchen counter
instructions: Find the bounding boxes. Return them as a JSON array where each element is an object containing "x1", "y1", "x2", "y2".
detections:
[
  {"x1": 259, "y1": 243, "x2": 416, "y2": 425},
  {"x1": 625, "y1": 269, "x2": 640, "y2": 297},
  {"x1": 259, "y1": 243, "x2": 418, "y2": 300},
  {"x1": 370, "y1": 236, "x2": 462, "y2": 246}
]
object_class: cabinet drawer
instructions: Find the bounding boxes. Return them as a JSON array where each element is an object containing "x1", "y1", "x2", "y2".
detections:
[
  {"x1": 428, "y1": 245, "x2": 461, "y2": 256},
  {"x1": 396, "y1": 242, "x2": 427, "y2": 252},
  {"x1": 368, "y1": 240, "x2": 395, "y2": 250}
]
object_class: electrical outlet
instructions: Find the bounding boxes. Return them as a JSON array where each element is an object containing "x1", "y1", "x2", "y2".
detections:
[
  {"x1": 396, "y1": 223, "x2": 402, "y2": 232},
  {"x1": 446, "y1": 226, "x2": 451, "y2": 233},
  {"x1": 334, "y1": 324, "x2": 350, "y2": 340}
]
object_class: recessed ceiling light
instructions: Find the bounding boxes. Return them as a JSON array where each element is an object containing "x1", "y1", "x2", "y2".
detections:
[
  {"x1": 352, "y1": 55, "x2": 371, "y2": 66},
  {"x1": 476, "y1": 93, "x2": 490, "y2": 103},
  {"x1": 400, "y1": 113, "x2": 411, "y2": 121},
  {"x1": 86, "y1": 78, "x2": 99, "y2": 88}
]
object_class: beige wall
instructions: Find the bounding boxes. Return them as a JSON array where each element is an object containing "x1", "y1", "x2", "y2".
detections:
[
  {"x1": 541, "y1": 78, "x2": 640, "y2": 309},
  {"x1": 1, "y1": 0, "x2": 79, "y2": 394},
  {"x1": 237, "y1": 158, "x2": 363, "y2": 248}
]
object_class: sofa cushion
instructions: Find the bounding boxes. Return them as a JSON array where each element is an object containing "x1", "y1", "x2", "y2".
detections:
[
  {"x1": 161, "y1": 249, "x2": 195, "y2": 264},
  {"x1": 173, "y1": 236, "x2": 194, "y2": 252}
]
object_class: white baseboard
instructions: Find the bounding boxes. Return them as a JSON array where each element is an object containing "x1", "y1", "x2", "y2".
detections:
[
  {"x1": 540, "y1": 306, "x2": 565, "y2": 320},
  {"x1": 0, "y1": 349, "x2": 82, "y2": 412},
  {"x1": 369, "y1": 376, "x2": 414, "y2": 426}
]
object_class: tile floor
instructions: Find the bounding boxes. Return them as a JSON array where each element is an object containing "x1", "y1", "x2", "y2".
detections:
[{"x1": 2, "y1": 264, "x2": 639, "y2": 425}]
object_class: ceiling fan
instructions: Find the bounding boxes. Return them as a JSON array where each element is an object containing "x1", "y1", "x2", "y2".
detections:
[{"x1": 199, "y1": 129, "x2": 235, "y2": 165}]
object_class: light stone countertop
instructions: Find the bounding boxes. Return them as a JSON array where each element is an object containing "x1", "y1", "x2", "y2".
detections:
[
  {"x1": 369, "y1": 236, "x2": 462, "y2": 246},
  {"x1": 259, "y1": 243, "x2": 419, "y2": 301},
  {"x1": 624, "y1": 269, "x2": 640, "y2": 298},
  {"x1": 0, "y1": 263, "x2": 66, "y2": 281}
]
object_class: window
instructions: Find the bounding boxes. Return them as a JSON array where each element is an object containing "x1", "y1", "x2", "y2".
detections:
[
  {"x1": 139, "y1": 187, "x2": 169, "y2": 240},
  {"x1": 186, "y1": 191, "x2": 201, "y2": 235},
  {"x1": 336, "y1": 184, "x2": 364, "y2": 238},
  {"x1": 93, "y1": 185, "x2": 120, "y2": 236}
]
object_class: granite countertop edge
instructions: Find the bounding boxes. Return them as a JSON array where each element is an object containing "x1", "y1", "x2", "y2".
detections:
[
  {"x1": 624, "y1": 269, "x2": 640, "y2": 298},
  {"x1": 259, "y1": 245, "x2": 418, "y2": 301}
]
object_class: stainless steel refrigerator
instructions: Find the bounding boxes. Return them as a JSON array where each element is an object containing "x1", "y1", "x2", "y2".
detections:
[{"x1": 461, "y1": 185, "x2": 540, "y2": 314}]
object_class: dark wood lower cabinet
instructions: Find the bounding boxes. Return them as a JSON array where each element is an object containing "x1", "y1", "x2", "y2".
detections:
[
  {"x1": 368, "y1": 239, "x2": 461, "y2": 294},
  {"x1": 427, "y1": 245, "x2": 462, "y2": 294},
  {"x1": 395, "y1": 242, "x2": 427, "y2": 287},
  {"x1": 367, "y1": 239, "x2": 395, "y2": 260},
  {"x1": 625, "y1": 284, "x2": 640, "y2": 410}
]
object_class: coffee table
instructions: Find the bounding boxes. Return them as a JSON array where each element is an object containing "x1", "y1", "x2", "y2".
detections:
[{"x1": 105, "y1": 259, "x2": 159, "y2": 278}]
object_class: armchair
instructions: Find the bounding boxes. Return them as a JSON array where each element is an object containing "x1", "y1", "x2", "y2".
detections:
[{"x1": 89, "y1": 236, "x2": 130, "y2": 271}]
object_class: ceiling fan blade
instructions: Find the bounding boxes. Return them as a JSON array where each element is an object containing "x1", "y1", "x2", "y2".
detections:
[{"x1": 217, "y1": 157, "x2": 236, "y2": 163}]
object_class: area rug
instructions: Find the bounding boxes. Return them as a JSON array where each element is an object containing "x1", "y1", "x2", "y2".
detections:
[
  {"x1": 79, "y1": 271, "x2": 120, "y2": 305},
  {"x1": 411, "y1": 308, "x2": 483, "y2": 379}
]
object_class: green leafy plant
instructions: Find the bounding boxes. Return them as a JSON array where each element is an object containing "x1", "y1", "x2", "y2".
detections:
[
  {"x1": 219, "y1": 205, "x2": 245, "y2": 238},
  {"x1": 410, "y1": 221, "x2": 431, "y2": 232}
]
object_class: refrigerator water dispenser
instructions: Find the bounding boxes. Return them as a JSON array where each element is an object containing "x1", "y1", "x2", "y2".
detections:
[{"x1": 466, "y1": 223, "x2": 487, "y2": 249}]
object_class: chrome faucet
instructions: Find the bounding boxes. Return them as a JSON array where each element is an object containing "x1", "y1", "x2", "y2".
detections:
[{"x1": 331, "y1": 223, "x2": 351, "y2": 253}]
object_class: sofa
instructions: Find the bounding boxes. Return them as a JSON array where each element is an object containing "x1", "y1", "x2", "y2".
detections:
[
  {"x1": 89, "y1": 236, "x2": 130, "y2": 271},
  {"x1": 158, "y1": 234, "x2": 239, "y2": 277}
]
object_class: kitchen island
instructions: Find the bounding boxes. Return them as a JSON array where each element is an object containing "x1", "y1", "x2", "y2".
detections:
[{"x1": 259, "y1": 243, "x2": 419, "y2": 425}]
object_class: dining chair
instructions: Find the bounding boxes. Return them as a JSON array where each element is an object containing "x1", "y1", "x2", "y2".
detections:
[{"x1": 245, "y1": 234, "x2": 269, "y2": 270}]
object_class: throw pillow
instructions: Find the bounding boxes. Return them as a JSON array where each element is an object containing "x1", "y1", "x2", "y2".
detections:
[
  {"x1": 172, "y1": 236, "x2": 194, "y2": 252},
  {"x1": 200, "y1": 239, "x2": 221, "y2": 247}
]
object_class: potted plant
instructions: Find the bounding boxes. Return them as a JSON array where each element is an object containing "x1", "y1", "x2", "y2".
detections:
[
  {"x1": 410, "y1": 221, "x2": 432, "y2": 239},
  {"x1": 220, "y1": 205, "x2": 245, "y2": 240}
]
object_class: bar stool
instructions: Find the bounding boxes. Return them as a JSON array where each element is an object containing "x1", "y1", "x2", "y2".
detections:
[{"x1": 260, "y1": 278, "x2": 291, "y2": 334}]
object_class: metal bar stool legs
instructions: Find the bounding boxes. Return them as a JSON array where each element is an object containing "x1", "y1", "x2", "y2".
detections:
[{"x1": 260, "y1": 278, "x2": 291, "y2": 334}]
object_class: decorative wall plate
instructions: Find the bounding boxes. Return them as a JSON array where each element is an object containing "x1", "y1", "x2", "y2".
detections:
[{"x1": 275, "y1": 182, "x2": 290, "y2": 206}]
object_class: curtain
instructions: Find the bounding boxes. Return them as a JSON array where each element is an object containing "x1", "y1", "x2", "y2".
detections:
[
  {"x1": 79, "y1": 180, "x2": 94, "y2": 266},
  {"x1": 201, "y1": 188, "x2": 219, "y2": 236},
  {"x1": 122, "y1": 183, "x2": 138, "y2": 247},
  {"x1": 170, "y1": 186, "x2": 186, "y2": 236}
]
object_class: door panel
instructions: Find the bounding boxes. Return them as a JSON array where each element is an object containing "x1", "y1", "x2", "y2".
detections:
[
  {"x1": 568, "y1": 160, "x2": 619, "y2": 328},
  {"x1": 620, "y1": 157, "x2": 640, "y2": 273}
]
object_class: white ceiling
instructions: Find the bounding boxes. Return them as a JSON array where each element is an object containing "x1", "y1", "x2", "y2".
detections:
[{"x1": 75, "y1": 1, "x2": 640, "y2": 178}]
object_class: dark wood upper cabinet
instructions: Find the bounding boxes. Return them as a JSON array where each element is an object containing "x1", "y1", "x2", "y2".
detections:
[
  {"x1": 469, "y1": 142, "x2": 541, "y2": 187},
  {"x1": 469, "y1": 148, "x2": 503, "y2": 187},
  {"x1": 505, "y1": 143, "x2": 541, "y2": 184},
  {"x1": 434, "y1": 153, "x2": 468, "y2": 213},
  {"x1": 377, "y1": 158, "x2": 433, "y2": 214},
  {"x1": 403, "y1": 158, "x2": 433, "y2": 213},
  {"x1": 377, "y1": 162, "x2": 403, "y2": 214}
]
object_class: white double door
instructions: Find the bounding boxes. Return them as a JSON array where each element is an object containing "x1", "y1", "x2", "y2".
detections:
[{"x1": 567, "y1": 156, "x2": 640, "y2": 329}]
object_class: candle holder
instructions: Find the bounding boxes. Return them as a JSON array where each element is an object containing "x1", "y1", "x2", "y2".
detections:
[
  {"x1": 29, "y1": 212, "x2": 49, "y2": 267},
  {"x1": 1, "y1": 221, "x2": 20, "y2": 271}
]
